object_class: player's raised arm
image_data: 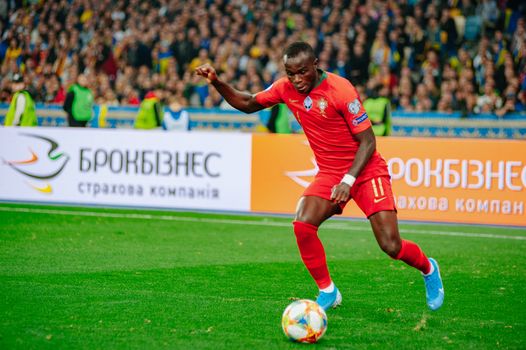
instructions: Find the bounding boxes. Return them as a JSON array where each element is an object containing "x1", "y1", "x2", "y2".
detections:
[{"x1": 195, "y1": 63, "x2": 265, "y2": 114}]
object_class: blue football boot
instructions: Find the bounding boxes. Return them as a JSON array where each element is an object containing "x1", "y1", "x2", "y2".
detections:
[
  {"x1": 316, "y1": 286, "x2": 342, "y2": 311},
  {"x1": 423, "y1": 258, "x2": 444, "y2": 311}
]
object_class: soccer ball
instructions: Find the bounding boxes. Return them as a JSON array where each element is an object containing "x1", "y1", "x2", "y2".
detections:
[{"x1": 281, "y1": 299, "x2": 327, "y2": 343}]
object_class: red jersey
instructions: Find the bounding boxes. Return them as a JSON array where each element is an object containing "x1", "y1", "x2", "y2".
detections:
[{"x1": 255, "y1": 71, "x2": 389, "y2": 182}]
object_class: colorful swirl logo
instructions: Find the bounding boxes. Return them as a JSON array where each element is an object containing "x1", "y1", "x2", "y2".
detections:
[{"x1": 4, "y1": 133, "x2": 70, "y2": 194}]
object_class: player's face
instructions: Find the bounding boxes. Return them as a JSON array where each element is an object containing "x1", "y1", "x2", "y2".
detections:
[{"x1": 284, "y1": 52, "x2": 318, "y2": 95}]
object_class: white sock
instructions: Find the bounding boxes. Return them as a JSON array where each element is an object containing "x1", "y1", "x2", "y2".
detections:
[
  {"x1": 423, "y1": 262, "x2": 435, "y2": 276},
  {"x1": 320, "y1": 281, "x2": 335, "y2": 293}
]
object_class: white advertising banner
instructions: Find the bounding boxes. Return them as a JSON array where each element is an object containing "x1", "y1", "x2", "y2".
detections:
[{"x1": 0, "y1": 127, "x2": 251, "y2": 211}]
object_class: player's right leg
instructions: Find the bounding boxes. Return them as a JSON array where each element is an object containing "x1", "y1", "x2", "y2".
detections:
[{"x1": 294, "y1": 195, "x2": 342, "y2": 310}]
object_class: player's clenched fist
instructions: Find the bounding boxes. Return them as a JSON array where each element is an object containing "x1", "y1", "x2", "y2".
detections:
[{"x1": 195, "y1": 64, "x2": 217, "y2": 84}]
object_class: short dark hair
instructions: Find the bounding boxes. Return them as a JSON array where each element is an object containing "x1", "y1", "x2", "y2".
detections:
[{"x1": 283, "y1": 41, "x2": 315, "y2": 60}]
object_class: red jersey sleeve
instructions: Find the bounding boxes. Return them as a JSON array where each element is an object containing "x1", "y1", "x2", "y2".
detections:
[
  {"x1": 334, "y1": 80, "x2": 372, "y2": 134},
  {"x1": 254, "y1": 78, "x2": 286, "y2": 107}
]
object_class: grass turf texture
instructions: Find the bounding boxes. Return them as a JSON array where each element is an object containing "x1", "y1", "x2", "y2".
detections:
[{"x1": 0, "y1": 203, "x2": 525, "y2": 349}]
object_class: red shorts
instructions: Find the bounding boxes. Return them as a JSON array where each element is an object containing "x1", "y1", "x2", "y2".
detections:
[{"x1": 303, "y1": 173, "x2": 396, "y2": 218}]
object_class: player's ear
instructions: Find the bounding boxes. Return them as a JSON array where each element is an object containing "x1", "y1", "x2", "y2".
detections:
[{"x1": 313, "y1": 58, "x2": 319, "y2": 68}]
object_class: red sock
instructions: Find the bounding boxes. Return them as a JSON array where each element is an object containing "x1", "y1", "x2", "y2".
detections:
[
  {"x1": 395, "y1": 240, "x2": 431, "y2": 274},
  {"x1": 293, "y1": 221, "x2": 332, "y2": 289}
]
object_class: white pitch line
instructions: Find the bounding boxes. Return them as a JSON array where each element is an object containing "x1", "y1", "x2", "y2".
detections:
[
  {"x1": 326, "y1": 223, "x2": 526, "y2": 240},
  {"x1": 0, "y1": 206, "x2": 525, "y2": 241}
]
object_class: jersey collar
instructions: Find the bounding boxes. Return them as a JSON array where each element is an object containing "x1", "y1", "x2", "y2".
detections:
[{"x1": 314, "y1": 70, "x2": 327, "y2": 89}]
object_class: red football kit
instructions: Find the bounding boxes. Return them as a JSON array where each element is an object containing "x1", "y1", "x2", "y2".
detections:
[
  {"x1": 254, "y1": 70, "x2": 431, "y2": 290},
  {"x1": 255, "y1": 71, "x2": 395, "y2": 217}
]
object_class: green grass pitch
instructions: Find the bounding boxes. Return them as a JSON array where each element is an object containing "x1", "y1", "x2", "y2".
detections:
[{"x1": 0, "y1": 203, "x2": 525, "y2": 349}]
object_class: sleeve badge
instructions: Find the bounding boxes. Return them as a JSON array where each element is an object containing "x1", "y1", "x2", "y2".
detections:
[{"x1": 347, "y1": 99, "x2": 361, "y2": 115}]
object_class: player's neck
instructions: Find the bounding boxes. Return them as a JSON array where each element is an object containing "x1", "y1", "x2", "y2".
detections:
[
  {"x1": 303, "y1": 69, "x2": 325, "y2": 95},
  {"x1": 313, "y1": 69, "x2": 326, "y2": 89}
]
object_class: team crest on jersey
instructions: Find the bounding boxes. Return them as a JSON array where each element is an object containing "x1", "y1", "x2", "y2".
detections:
[
  {"x1": 304, "y1": 96, "x2": 313, "y2": 111},
  {"x1": 348, "y1": 99, "x2": 361, "y2": 115},
  {"x1": 318, "y1": 98, "x2": 328, "y2": 114}
]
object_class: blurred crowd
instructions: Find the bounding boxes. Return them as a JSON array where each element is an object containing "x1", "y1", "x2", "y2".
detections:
[{"x1": 1, "y1": 0, "x2": 525, "y2": 116}]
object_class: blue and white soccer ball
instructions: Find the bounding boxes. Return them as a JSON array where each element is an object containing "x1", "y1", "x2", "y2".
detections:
[{"x1": 281, "y1": 299, "x2": 327, "y2": 343}]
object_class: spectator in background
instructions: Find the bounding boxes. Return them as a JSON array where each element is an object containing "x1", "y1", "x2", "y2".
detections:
[
  {"x1": 204, "y1": 88, "x2": 224, "y2": 108},
  {"x1": 450, "y1": 47, "x2": 473, "y2": 78},
  {"x1": 2, "y1": 39, "x2": 22, "y2": 69},
  {"x1": 349, "y1": 43, "x2": 369, "y2": 85},
  {"x1": 44, "y1": 75, "x2": 66, "y2": 104},
  {"x1": 266, "y1": 104, "x2": 293, "y2": 134},
  {"x1": 440, "y1": 7, "x2": 459, "y2": 58},
  {"x1": 496, "y1": 86, "x2": 524, "y2": 117},
  {"x1": 398, "y1": 95, "x2": 414, "y2": 111},
  {"x1": 363, "y1": 85, "x2": 392, "y2": 136},
  {"x1": 479, "y1": 0, "x2": 500, "y2": 35},
  {"x1": 123, "y1": 87, "x2": 141, "y2": 106},
  {"x1": 426, "y1": 17, "x2": 442, "y2": 52},
  {"x1": 99, "y1": 90, "x2": 120, "y2": 107},
  {"x1": 134, "y1": 90, "x2": 163, "y2": 129},
  {"x1": 369, "y1": 31, "x2": 391, "y2": 72},
  {"x1": 456, "y1": 72, "x2": 478, "y2": 117},
  {"x1": 188, "y1": 48, "x2": 212, "y2": 74},
  {"x1": 405, "y1": 17, "x2": 427, "y2": 68},
  {"x1": 413, "y1": 83, "x2": 433, "y2": 112},
  {"x1": 4, "y1": 74, "x2": 37, "y2": 127},
  {"x1": 475, "y1": 79, "x2": 503, "y2": 113},
  {"x1": 162, "y1": 96, "x2": 190, "y2": 132},
  {"x1": 511, "y1": 18, "x2": 525, "y2": 57},
  {"x1": 517, "y1": 91, "x2": 526, "y2": 112},
  {"x1": 436, "y1": 91, "x2": 456, "y2": 113},
  {"x1": 0, "y1": 0, "x2": 524, "y2": 120},
  {"x1": 0, "y1": 0, "x2": 7, "y2": 22},
  {"x1": 63, "y1": 74, "x2": 94, "y2": 127}
]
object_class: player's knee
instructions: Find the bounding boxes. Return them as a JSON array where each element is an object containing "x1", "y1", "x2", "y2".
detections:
[
  {"x1": 293, "y1": 221, "x2": 318, "y2": 241},
  {"x1": 294, "y1": 209, "x2": 319, "y2": 227},
  {"x1": 294, "y1": 212, "x2": 309, "y2": 224},
  {"x1": 378, "y1": 236, "x2": 401, "y2": 258}
]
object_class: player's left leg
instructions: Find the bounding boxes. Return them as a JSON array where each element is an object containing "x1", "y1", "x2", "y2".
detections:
[
  {"x1": 351, "y1": 176, "x2": 444, "y2": 310},
  {"x1": 369, "y1": 211, "x2": 429, "y2": 272},
  {"x1": 369, "y1": 211, "x2": 444, "y2": 310}
]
